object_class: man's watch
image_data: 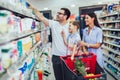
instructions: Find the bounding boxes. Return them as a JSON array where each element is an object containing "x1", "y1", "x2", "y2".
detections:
[{"x1": 87, "y1": 44, "x2": 90, "y2": 48}]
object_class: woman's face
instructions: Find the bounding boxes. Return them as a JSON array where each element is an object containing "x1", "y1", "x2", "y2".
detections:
[{"x1": 85, "y1": 15, "x2": 94, "y2": 26}]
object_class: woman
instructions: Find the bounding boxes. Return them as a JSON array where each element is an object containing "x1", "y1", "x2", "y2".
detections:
[{"x1": 80, "y1": 12, "x2": 104, "y2": 73}]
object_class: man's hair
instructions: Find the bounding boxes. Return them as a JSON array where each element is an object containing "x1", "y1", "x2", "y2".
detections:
[
  {"x1": 61, "y1": 8, "x2": 71, "y2": 20},
  {"x1": 70, "y1": 20, "x2": 80, "y2": 29}
]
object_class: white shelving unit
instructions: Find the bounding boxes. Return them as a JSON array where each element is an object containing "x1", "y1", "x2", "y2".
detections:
[
  {"x1": 100, "y1": 20, "x2": 120, "y2": 24},
  {"x1": 0, "y1": 1, "x2": 51, "y2": 80},
  {"x1": 0, "y1": 1, "x2": 35, "y2": 19},
  {"x1": 99, "y1": 11, "x2": 120, "y2": 80},
  {"x1": 102, "y1": 28, "x2": 120, "y2": 31}
]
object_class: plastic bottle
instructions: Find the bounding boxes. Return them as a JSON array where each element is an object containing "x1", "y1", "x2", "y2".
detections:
[{"x1": 1, "y1": 48, "x2": 11, "y2": 69}]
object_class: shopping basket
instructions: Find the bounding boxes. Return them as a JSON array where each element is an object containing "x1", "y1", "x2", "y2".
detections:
[{"x1": 60, "y1": 52, "x2": 107, "y2": 80}]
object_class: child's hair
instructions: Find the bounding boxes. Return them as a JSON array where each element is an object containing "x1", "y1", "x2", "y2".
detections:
[{"x1": 70, "y1": 20, "x2": 80, "y2": 29}]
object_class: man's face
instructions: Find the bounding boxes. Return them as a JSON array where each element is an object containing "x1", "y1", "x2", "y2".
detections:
[{"x1": 56, "y1": 10, "x2": 65, "y2": 21}]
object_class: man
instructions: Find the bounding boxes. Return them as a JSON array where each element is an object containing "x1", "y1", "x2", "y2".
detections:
[{"x1": 28, "y1": 3, "x2": 71, "y2": 80}]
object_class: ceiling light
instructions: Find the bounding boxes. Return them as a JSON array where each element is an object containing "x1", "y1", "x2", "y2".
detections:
[
  {"x1": 71, "y1": 4, "x2": 75, "y2": 7},
  {"x1": 98, "y1": 2, "x2": 102, "y2": 4},
  {"x1": 43, "y1": 8, "x2": 48, "y2": 10}
]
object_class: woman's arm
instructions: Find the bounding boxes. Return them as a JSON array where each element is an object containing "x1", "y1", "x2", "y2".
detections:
[
  {"x1": 87, "y1": 43, "x2": 102, "y2": 48},
  {"x1": 80, "y1": 41, "x2": 102, "y2": 48}
]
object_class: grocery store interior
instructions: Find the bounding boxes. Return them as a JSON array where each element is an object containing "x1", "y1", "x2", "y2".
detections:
[{"x1": 0, "y1": 0, "x2": 120, "y2": 80}]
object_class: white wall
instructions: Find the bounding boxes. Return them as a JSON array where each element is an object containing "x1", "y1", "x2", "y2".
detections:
[{"x1": 30, "y1": 0, "x2": 119, "y2": 17}]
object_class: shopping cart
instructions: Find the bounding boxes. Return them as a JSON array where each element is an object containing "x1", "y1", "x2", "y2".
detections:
[{"x1": 60, "y1": 52, "x2": 107, "y2": 80}]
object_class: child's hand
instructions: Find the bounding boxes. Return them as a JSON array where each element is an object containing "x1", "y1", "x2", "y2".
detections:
[
  {"x1": 70, "y1": 56, "x2": 74, "y2": 61},
  {"x1": 79, "y1": 41, "x2": 84, "y2": 46},
  {"x1": 78, "y1": 50, "x2": 83, "y2": 55},
  {"x1": 84, "y1": 51, "x2": 89, "y2": 55}
]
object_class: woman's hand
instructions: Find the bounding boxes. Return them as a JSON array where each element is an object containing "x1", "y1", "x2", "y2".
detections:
[{"x1": 79, "y1": 41, "x2": 88, "y2": 47}]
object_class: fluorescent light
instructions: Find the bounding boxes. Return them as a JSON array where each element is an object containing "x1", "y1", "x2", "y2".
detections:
[
  {"x1": 98, "y1": 2, "x2": 102, "y2": 4},
  {"x1": 43, "y1": 8, "x2": 49, "y2": 10},
  {"x1": 71, "y1": 4, "x2": 75, "y2": 7}
]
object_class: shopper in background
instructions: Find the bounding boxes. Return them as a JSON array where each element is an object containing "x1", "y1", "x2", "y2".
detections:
[
  {"x1": 79, "y1": 12, "x2": 104, "y2": 73},
  {"x1": 61, "y1": 20, "x2": 81, "y2": 60},
  {"x1": 28, "y1": 3, "x2": 71, "y2": 80}
]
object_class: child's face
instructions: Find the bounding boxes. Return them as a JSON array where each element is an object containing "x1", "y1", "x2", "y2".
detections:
[
  {"x1": 69, "y1": 23, "x2": 77, "y2": 33},
  {"x1": 69, "y1": 23, "x2": 74, "y2": 33}
]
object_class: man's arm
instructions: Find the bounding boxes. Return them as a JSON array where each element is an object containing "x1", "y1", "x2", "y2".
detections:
[{"x1": 28, "y1": 2, "x2": 49, "y2": 26}]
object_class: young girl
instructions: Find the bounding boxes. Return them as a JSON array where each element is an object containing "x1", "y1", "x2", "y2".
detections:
[{"x1": 61, "y1": 20, "x2": 81, "y2": 60}]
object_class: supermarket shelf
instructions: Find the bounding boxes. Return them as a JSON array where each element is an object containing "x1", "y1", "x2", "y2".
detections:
[
  {"x1": 103, "y1": 52, "x2": 120, "y2": 64},
  {"x1": 35, "y1": 44, "x2": 47, "y2": 63},
  {"x1": 29, "y1": 41, "x2": 42, "y2": 55},
  {"x1": 104, "y1": 66, "x2": 119, "y2": 80},
  {"x1": 102, "y1": 28, "x2": 120, "y2": 31},
  {"x1": 104, "y1": 35, "x2": 120, "y2": 39},
  {"x1": 0, "y1": 5, "x2": 39, "y2": 21},
  {"x1": 104, "y1": 59, "x2": 120, "y2": 72},
  {"x1": 0, "y1": 2, "x2": 50, "y2": 80},
  {"x1": 0, "y1": 28, "x2": 50, "y2": 46},
  {"x1": 102, "y1": 46, "x2": 120, "y2": 55},
  {"x1": 0, "y1": 41, "x2": 43, "y2": 80},
  {"x1": 100, "y1": 11, "x2": 120, "y2": 80},
  {"x1": 99, "y1": 12, "x2": 119, "y2": 18},
  {"x1": 100, "y1": 20, "x2": 120, "y2": 24},
  {"x1": 104, "y1": 41, "x2": 120, "y2": 48}
]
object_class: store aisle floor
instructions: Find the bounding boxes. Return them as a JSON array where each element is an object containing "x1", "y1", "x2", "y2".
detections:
[
  {"x1": 48, "y1": 66, "x2": 55, "y2": 80},
  {"x1": 48, "y1": 61, "x2": 55, "y2": 80},
  {"x1": 106, "y1": 71, "x2": 115, "y2": 80}
]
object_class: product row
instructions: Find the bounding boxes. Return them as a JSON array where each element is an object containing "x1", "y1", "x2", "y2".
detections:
[
  {"x1": 103, "y1": 30, "x2": 120, "y2": 37},
  {"x1": 99, "y1": 14, "x2": 120, "y2": 21},
  {"x1": 0, "y1": 10, "x2": 41, "y2": 36},
  {"x1": 104, "y1": 38, "x2": 120, "y2": 46},
  {"x1": 104, "y1": 43, "x2": 120, "y2": 52},
  {"x1": 0, "y1": 29, "x2": 50, "y2": 79},
  {"x1": 104, "y1": 62, "x2": 120, "y2": 79},
  {"x1": 0, "y1": 0, "x2": 34, "y2": 18},
  {"x1": 101, "y1": 22, "x2": 120, "y2": 29},
  {"x1": 104, "y1": 54, "x2": 120, "y2": 71}
]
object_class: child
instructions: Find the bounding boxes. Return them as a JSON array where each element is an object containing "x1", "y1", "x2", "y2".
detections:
[{"x1": 61, "y1": 20, "x2": 81, "y2": 60}]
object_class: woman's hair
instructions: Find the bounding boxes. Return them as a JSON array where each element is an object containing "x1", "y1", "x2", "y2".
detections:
[
  {"x1": 87, "y1": 13, "x2": 101, "y2": 28},
  {"x1": 70, "y1": 20, "x2": 80, "y2": 29}
]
